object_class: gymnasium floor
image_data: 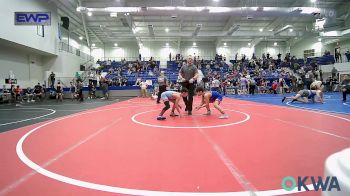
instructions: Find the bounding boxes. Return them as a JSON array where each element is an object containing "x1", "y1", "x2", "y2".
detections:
[{"x1": 0, "y1": 94, "x2": 349, "y2": 196}]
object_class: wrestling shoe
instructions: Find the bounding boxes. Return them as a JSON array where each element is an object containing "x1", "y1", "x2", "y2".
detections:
[
  {"x1": 157, "y1": 116, "x2": 166, "y2": 120},
  {"x1": 170, "y1": 113, "x2": 179, "y2": 117},
  {"x1": 282, "y1": 97, "x2": 286, "y2": 103},
  {"x1": 219, "y1": 114, "x2": 229, "y2": 119},
  {"x1": 203, "y1": 111, "x2": 211, "y2": 115}
]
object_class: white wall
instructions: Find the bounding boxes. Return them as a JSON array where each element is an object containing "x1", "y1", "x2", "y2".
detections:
[
  {"x1": 91, "y1": 42, "x2": 139, "y2": 61},
  {"x1": 0, "y1": 0, "x2": 59, "y2": 55},
  {"x1": 140, "y1": 42, "x2": 179, "y2": 61},
  {"x1": 290, "y1": 36, "x2": 335, "y2": 58},
  {"x1": 217, "y1": 42, "x2": 256, "y2": 61},
  {"x1": 0, "y1": 46, "x2": 44, "y2": 88},
  {"x1": 255, "y1": 42, "x2": 287, "y2": 59},
  {"x1": 181, "y1": 42, "x2": 216, "y2": 60},
  {"x1": 336, "y1": 39, "x2": 350, "y2": 62}
]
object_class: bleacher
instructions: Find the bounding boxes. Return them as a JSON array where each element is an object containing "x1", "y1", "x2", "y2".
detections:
[
  {"x1": 101, "y1": 60, "x2": 160, "y2": 85},
  {"x1": 307, "y1": 55, "x2": 335, "y2": 65},
  {"x1": 99, "y1": 54, "x2": 335, "y2": 87}
]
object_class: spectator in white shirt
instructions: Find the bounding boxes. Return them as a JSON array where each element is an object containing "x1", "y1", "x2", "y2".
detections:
[{"x1": 140, "y1": 80, "x2": 148, "y2": 98}]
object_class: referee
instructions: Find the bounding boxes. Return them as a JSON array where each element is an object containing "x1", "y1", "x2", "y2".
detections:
[{"x1": 179, "y1": 55, "x2": 198, "y2": 115}]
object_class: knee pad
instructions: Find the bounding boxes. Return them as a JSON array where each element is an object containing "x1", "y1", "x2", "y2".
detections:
[{"x1": 163, "y1": 101, "x2": 170, "y2": 110}]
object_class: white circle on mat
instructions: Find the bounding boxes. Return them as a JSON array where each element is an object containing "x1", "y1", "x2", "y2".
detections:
[
  {"x1": 131, "y1": 109, "x2": 250, "y2": 129},
  {"x1": 0, "y1": 107, "x2": 56, "y2": 126}
]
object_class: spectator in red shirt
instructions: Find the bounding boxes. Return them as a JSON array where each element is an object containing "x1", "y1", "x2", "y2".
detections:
[{"x1": 270, "y1": 80, "x2": 278, "y2": 94}]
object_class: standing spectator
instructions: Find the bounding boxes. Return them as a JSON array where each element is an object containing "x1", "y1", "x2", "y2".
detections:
[
  {"x1": 335, "y1": 48, "x2": 342, "y2": 63},
  {"x1": 278, "y1": 76, "x2": 285, "y2": 94},
  {"x1": 221, "y1": 79, "x2": 228, "y2": 95},
  {"x1": 56, "y1": 82, "x2": 63, "y2": 102},
  {"x1": 49, "y1": 72, "x2": 55, "y2": 88},
  {"x1": 340, "y1": 74, "x2": 350, "y2": 102},
  {"x1": 10, "y1": 84, "x2": 15, "y2": 103},
  {"x1": 140, "y1": 79, "x2": 148, "y2": 98},
  {"x1": 69, "y1": 82, "x2": 76, "y2": 100},
  {"x1": 331, "y1": 66, "x2": 338, "y2": 79},
  {"x1": 179, "y1": 55, "x2": 198, "y2": 115},
  {"x1": 270, "y1": 80, "x2": 278, "y2": 94},
  {"x1": 14, "y1": 85, "x2": 22, "y2": 102},
  {"x1": 197, "y1": 69, "x2": 204, "y2": 87},
  {"x1": 211, "y1": 77, "x2": 220, "y2": 92},
  {"x1": 100, "y1": 79, "x2": 109, "y2": 100},
  {"x1": 41, "y1": 84, "x2": 47, "y2": 99},
  {"x1": 156, "y1": 71, "x2": 167, "y2": 103},
  {"x1": 304, "y1": 71, "x2": 314, "y2": 90},
  {"x1": 319, "y1": 69, "x2": 323, "y2": 82},
  {"x1": 88, "y1": 81, "x2": 95, "y2": 99},
  {"x1": 240, "y1": 76, "x2": 248, "y2": 94},
  {"x1": 76, "y1": 80, "x2": 84, "y2": 102},
  {"x1": 297, "y1": 78, "x2": 304, "y2": 91},
  {"x1": 248, "y1": 78, "x2": 256, "y2": 95},
  {"x1": 290, "y1": 75, "x2": 297, "y2": 92}
]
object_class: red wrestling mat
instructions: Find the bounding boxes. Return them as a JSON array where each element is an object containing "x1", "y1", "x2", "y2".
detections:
[{"x1": 0, "y1": 97, "x2": 349, "y2": 196}]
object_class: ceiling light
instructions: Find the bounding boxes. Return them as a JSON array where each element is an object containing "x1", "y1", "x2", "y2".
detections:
[
  {"x1": 268, "y1": 29, "x2": 273, "y2": 32},
  {"x1": 91, "y1": 43, "x2": 96, "y2": 47},
  {"x1": 274, "y1": 42, "x2": 277, "y2": 46},
  {"x1": 114, "y1": 43, "x2": 118, "y2": 46},
  {"x1": 87, "y1": 12, "x2": 92, "y2": 16},
  {"x1": 248, "y1": 43, "x2": 251, "y2": 46},
  {"x1": 259, "y1": 28, "x2": 263, "y2": 32},
  {"x1": 124, "y1": 13, "x2": 130, "y2": 16},
  {"x1": 213, "y1": 0, "x2": 219, "y2": 2},
  {"x1": 289, "y1": 28, "x2": 293, "y2": 32},
  {"x1": 105, "y1": 7, "x2": 140, "y2": 13},
  {"x1": 310, "y1": 0, "x2": 317, "y2": 2},
  {"x1": 166, "y1": 43, "x2": 169, "y2": 46},
  {"x1": 165, "y1": 28, "x2": 169, "y2": 32},
  {"x1": 76, "y1": 6, "x2": 87, "y2": 12},
  {"x1": 193, "y1": 42, "x2": 196, "y2": 46},
  {"x1": 318, "y1": 38, "x2": 322, "y2": 42},
  {"x1": 224, "y1": 42, "x2": 227, "y2": 46},
  {"x1": 110, "y1": 12, "x2": 117, "y2": 17},
  {"x1": 79, "y1": 36, "x2": 83, "y2": 40}
]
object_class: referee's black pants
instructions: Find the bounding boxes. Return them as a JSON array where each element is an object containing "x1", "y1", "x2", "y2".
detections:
[
  {"x1": 157, "y1": 85, "x2": 167, "y2": 103},
  {"x1": 181, "y1": 81, "x2": 195, "y2": 112},
  {"x1": 343, "y1": 89, "x2": 350, "y2": 101}
]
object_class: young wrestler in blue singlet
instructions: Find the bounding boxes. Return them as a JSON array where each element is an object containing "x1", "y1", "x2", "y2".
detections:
[{"x1": 195, "y1": 86, "x2": 228, "y2": 119}]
